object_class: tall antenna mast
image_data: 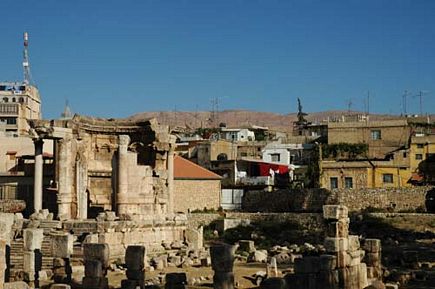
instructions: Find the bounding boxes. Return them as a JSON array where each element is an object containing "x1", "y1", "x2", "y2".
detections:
[
  {"x1": 402, "y1": 90, "x2": 409, "y2": 115},
  {"x1": 23, "y1": 32, "x2": 32, "y2": 85}
]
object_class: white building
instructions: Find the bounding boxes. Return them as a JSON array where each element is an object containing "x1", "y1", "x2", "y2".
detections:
[
  {"x1": 221, "y1": 128, "x2": 255, "y2": 142},
  {"x1": 262, "y1": 142, "x2": 314, "y2": 165}
]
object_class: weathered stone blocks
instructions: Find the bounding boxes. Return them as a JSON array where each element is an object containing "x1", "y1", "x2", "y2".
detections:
[
  {"x1": 23, "y1": 229, "x2": 43, "y2": 251},
  {"x1": 320, "y1": 254, "x2": 337, "y2": 271},
  {"x1": 165, "y1": 272, "x2": 187, "y2": 289},
  {"x1": 83, "y1": 243, "x2": 110, "y2": 268},
  {"x1": 210, "y1": 243, "x2": 236, "y2": 289},
  {"x1": 324, "y1": 237, "x2": 349, "y2": 253},
  {"x1": 51, "y1": 233, "x2": 73, "y2": 258},
  {"x1": 238, "y1": 240, "x2": 255, "y2": 253},
  {"x1": 125, "y1": 245, "x2": 146, "y2": 270},
  {"x1": 323, "y1": 205, "x2": 348, "y2": 220},
  {"x1": 363, "y1": 239, "x2": 381, "y2": 253}
]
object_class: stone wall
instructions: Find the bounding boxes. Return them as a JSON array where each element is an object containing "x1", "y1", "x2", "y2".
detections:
[
  {"x1": 242, "y1": 188, "x2": 332, "y2": 213},
  {"x1": 329, "y1": 187, "x2": 430, "y2": 212},
  {"x1": 174, "y1": 179, "x2": 221, "y2": 213},
  {"x1": 187, "y1": 212, "x2": 324, "y2": 233},
  {"x1": 242, "y1": 186, "x2": 432, "y2": 213},
  {"x1": 63, "y1": 218, "x2": 187, "y2": 260},
  {"x1": 0, "y1": 200, "x2": 26, "y2": 213},
  {"x1": 187, "y1": 213, "x2": 223, "y2": 230},
  {"x1": 226, "y1": 212, "x2": 325, "y2": 232}
]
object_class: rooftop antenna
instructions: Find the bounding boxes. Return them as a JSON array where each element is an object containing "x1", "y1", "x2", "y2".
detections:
[
  {"x1": 23, "y1": 32, "x2": 33, "y2": 85},
  {"x1": 347, "y1": 98, "x2": 353, "y2": 113},
  {"x1": 418, "y1": 90, "x2": 429, "y2": 116},
  {"x1": 411, "y1": 90, "x2": 429, "y2": 116},
  {"x1": 402, "y1": 90, "x2": 410, "y2": 115},
  {"x1": 367, "y1": 91, "x2": 370, "y2": 115}
]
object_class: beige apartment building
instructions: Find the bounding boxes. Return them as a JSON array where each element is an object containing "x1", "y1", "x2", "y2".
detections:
[{"x1": 0, "y1": 82, "x2": 41, "y2": 137}]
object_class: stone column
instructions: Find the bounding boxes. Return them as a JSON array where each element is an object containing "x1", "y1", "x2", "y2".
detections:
[
  {"x1": 23, "y1": 229, "x2": 44, "y2": 288},
  {"x1": 167, "y1": 145, "x2": 175, "y2": 214},
  {"x1": 51, "y1": 232, "x2": 73, "y2": 283},
  {"x1": 57, "y1": 138, "x2": 72, "y2": 220},
  {"x1": 117, "y1": 135, "x2": 130, "y2": 216},
  {"x1": 76, "y1": 155, "x2": 88, "y2": 219},
  {"x1": 33, "y1": 139, "x2": 44, "y2": 213},
  {"x1": 211, "y1": 243, "x2": 236, "y2": 289},
  {"x1": 82, "y1": 243, "x2": 110, "y2": 289},
  {"x1": 0, "y1": 237, "x2": 6, "y2": 288},
  {"x1": 122, "y1": 245, "x2": 146, "y2": 289}
]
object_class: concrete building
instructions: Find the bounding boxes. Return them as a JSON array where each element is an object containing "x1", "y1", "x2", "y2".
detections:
[
  {"x1": 320, "y1": 117, "x2": 435, "y2": 189},
  {"x1": 196, "y1": 140, "x2": 238, "y2": 168},
  {"x1": 173, "y1": 155, "x2": 221, "y2": 213},
  {"x1": 0, "y1": 83, "x2": 41, "y2": 137},
  {"x1": 262, "y1": 142, "x2": 314, "y2": 165},
  {"x1": 327, "y1": 119, "x2": 410, "y2": 159},
  {"x1": 220, "y1": 128, "x2": 255, "y2": 142}
]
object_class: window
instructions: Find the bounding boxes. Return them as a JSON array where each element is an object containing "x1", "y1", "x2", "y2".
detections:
[
  {"x1": 403, "y1": 152, "x2": 407, "y2": 158},
  {"x1": 417, "y1": 144, "x2": 424, "y2": 149},
  {"x1": 383, "y1": 174, "x2": 393, "y2": 183},
  {"x1": 6, "y1": 118, "x2": 16, "y2": 125},
  {"x1": 271, "y1": 153, "x2": 280, "y2": 162},
  {"x1": 344, "y1": 177, "x2": 353, "y2": 189},
  {"x1": 2, "y1": 97, "x2": 8, "y2": 103},
  {"x1": 416, "y1": 154, "x2": 423, "y2": 160},
  {"x1": 427, "y1": 153, "x2": 435, "y2": 161},
  {"x1": 330, "y1": 177, "x2": 338, "y2": 189},
  {"x1": 371, "y1": 130, "x2": 381, "y2": 140}
]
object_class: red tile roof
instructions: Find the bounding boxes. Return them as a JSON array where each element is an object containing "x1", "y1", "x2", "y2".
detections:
[{"x1": 174, "y1": 155, "x2": 222, "y2": 180}]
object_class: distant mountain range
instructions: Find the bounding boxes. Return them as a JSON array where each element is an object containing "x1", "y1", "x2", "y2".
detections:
[{"x1": 128, "y1": 110, "x2": 406, "y2": 132}]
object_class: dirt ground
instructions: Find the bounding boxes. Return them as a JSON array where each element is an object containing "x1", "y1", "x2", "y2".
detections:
[{"x1": 105, "y1": 261, "x2": 283, "y2": 289}]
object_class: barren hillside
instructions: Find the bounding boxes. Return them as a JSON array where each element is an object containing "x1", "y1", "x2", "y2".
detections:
[{"x1": 128, "y1": 110, "x2": 404, "y2": 132}]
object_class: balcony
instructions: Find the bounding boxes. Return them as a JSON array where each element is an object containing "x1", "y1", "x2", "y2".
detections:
[
  {"x1": 237, "y1": 176, "x2": 274, "y2": 186},
  {"x1": 0, "y1": 103, "x2": 19, "y2": 116}
]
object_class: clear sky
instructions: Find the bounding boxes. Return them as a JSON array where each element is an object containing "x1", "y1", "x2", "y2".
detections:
[{"x1": 1, "y1": 0, "x2": 434, "y2": 119}]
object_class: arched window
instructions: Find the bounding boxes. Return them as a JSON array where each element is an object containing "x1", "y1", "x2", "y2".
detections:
[
  {"x1": 19, "y1": 97, "x2": 24, "y2": 103},
  {"x1": 217, "y1": 153, "x2": 228, "y2": 161},
  {"x1": 12, "y1": 97, "x2": 16, "y2": 102},
  {"x1": 2, "y1": 97, "x2": 8, "y2": 103}
]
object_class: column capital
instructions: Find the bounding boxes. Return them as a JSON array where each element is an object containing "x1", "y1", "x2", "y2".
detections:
[{"x1": 119, "y1": 135, "x2": 130, "y2": 146}]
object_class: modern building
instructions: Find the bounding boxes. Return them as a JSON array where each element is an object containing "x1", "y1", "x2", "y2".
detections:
[
  {"x1": 173, "y1": 155, "x2": 222, "y2": 213},
  {"x1": 0, "y1": 83, "x2": 41, "y2": 137}
]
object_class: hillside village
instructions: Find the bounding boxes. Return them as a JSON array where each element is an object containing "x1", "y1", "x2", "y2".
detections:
[{"x1": 0, "y1": 35, "x2": 434, "y2": 289}]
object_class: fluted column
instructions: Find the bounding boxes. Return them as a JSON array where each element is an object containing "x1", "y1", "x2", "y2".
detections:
[
  {"x1": 117, "y1": 135, "x2": 130, "y2": 215},
  {"x1": 57, "y1": 138, "x2": 72, "y2": 220},
  {"x1": 33, "y1": 139, "x2": 44, "y2": 213}
]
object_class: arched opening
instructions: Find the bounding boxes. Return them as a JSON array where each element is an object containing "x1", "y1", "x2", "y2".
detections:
[{"x1": 217, "y1": 153, "x2": 228, "y2": 161}]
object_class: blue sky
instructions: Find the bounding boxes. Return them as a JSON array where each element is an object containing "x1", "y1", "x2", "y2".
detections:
[{"x1": 1, "y1": 0, "x2": 434, "y2": 119}]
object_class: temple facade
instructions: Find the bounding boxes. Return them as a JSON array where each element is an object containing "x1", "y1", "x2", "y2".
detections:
[{"x1": 29, "y1": 115, "x2": 176, "y2": 220}]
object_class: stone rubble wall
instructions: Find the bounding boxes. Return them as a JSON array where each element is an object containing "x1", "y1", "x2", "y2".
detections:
[
  {"x1": 0, "y1": 200, "x2": 26, "y2": 213},
  {"x1": 63, "y1": 219, "x2": 187, "y2": 260},
  {"x1": 242, "y1": 186, "x2": 431, "y2": 213},
  {"x1": 187, "y1": 213, "x2": 223, "y2": 230}
]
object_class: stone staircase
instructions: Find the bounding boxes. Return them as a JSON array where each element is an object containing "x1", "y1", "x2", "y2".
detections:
[
  {"x1": 9, "y1": 236, "x2": 54, "y2": 274},
  {"x1": 10, "y1": 239, "x2": 23, "y2": 272}
]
